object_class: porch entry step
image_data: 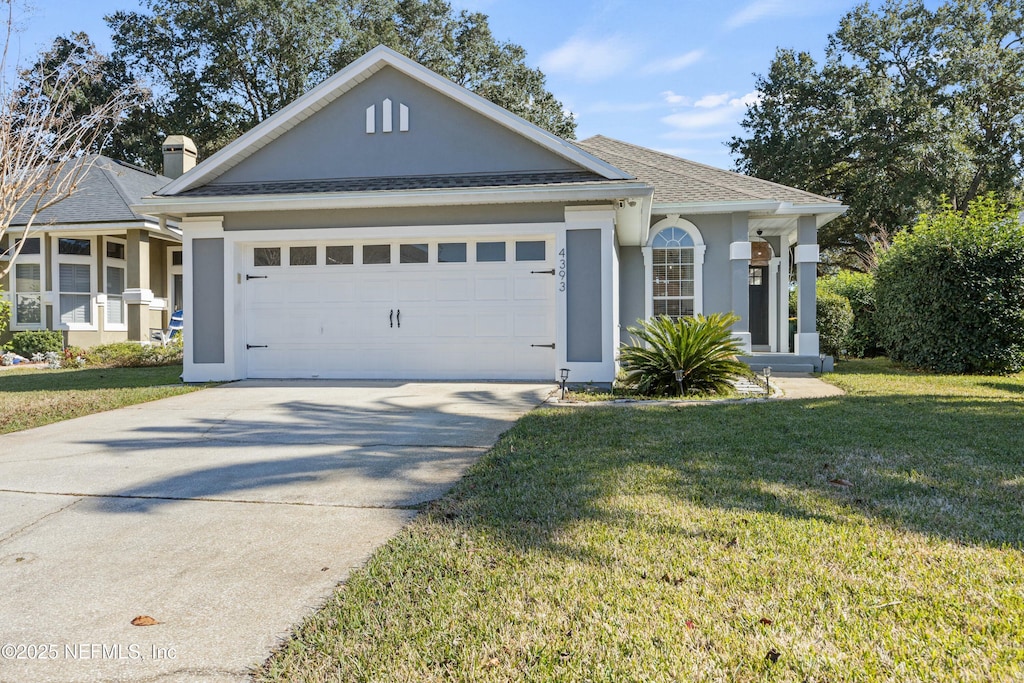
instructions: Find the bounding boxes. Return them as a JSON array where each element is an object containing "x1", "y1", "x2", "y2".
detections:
[{"x1": 738, "y1": 354, "x2": 827, "y2": 374}]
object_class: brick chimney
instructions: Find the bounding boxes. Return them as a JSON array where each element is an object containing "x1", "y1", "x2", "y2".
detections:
[{"x1": 162, "y1": 135, "x2": 198, "y2": 179}]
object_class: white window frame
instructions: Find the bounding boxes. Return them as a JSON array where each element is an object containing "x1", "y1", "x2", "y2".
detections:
[
  {"x1": 5, "y1": 237, "x2": 45, "y2": 330},
  {"x1": 168, "y1": 246, "x2": 183, "y2": 314},
  {"x1": 53, "y1": 236, "x2": 97, "y2": 330},
  {"x1": 642, "y1": 215, "x2": 705, "y2": 321},
  {"x1": 103, "y1": 237, "x2": 127, "y2": 331}
]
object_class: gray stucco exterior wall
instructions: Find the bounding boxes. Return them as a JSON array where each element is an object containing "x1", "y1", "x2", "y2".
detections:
[
  {"x1": 222, "y1": 204, "x2": 567, "y2": 231},
  {"x1": 212, "y1": 66, "x2": 579, "y2": 186},
  {"x1": 618, "y1": 245, "x2": 645, "y2": 345},
  {"x1": 566, "y1": 229, "x2": 602, "y2": 362},
  {"x1": 191, "y1": 238, "x2": 225, "y2": 364}
]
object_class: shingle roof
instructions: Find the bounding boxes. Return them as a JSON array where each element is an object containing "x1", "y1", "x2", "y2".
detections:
[
  {"x1": 11, "y1": 155, "x2": 172, "y2": 226},
  {"x1": 171, "y1": 170, "x2": 616, "y2": 197},
  {"x1": 575, "y1": 135, "x2": 840, "y2": 206}
]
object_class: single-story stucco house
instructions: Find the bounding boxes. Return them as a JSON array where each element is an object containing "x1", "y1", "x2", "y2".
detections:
[
  {"x1": 136, "y1": 46, "x2": 847, "y2": 384},
  {"x1": 0, "y1": 156, "x2": 183, "y2": 348}
]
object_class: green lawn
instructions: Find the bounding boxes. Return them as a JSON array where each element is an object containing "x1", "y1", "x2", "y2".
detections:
[
  {"x1": 259, "y1": 358, "x2": 1024, "y2": 682},
  {"x1": 0, "y1": 365, "x2": 202, "y2": 434}
]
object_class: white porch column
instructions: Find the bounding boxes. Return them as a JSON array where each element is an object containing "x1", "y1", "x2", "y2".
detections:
[
  {"x1": 794, "y1": 215, "x2": 819, "y2": 356},
  {"x1": 729, "y1": 212, "x2": 752, "y2": 352}
]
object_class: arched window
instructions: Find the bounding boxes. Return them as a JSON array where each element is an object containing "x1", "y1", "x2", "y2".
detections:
[{"x1": 649, "y1": 222, "x2": 703, "y2": 319}]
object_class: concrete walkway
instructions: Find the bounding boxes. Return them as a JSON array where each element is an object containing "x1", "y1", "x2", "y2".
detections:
[
  {"x1": 770, "y1": 372, "x2": 846, "y2": 399},
  {"x1": 0, "y1": 380, "x2": 551, "y2": 683}
]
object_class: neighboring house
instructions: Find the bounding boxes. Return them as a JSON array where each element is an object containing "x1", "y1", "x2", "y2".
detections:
[
  {"x1": 0, "y1": 155, "x2": 183, "y2": 348},
  {"x1": 137, "y1": 46, "x2": 846, "y2": 384}
]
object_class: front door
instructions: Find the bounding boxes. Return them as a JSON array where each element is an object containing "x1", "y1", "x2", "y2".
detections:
[{"x1": 749, "y1": 265, "x2": 769, "y2": 346}]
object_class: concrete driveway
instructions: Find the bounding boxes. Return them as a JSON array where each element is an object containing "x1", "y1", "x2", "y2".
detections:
[{"x1": 0, "y1": 380, "x2": 551, "y2": 683}]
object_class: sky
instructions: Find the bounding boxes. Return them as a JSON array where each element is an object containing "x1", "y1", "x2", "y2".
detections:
[{"x1": 7, "y1": 0, "x2": 884, "y2": 169}]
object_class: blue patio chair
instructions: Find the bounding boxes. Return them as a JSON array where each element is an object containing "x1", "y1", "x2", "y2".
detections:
[{"x1": 168, "y1": 309, "x2": 184, "y2": 339}]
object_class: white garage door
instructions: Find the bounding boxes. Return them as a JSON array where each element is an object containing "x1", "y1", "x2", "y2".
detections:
[{"x1": 242, "y1": 238, "x2": 557, "y2": 380}]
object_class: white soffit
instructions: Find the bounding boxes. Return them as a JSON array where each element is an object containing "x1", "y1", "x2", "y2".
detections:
[{"x1": 160, "y1": 46, "x2": 632, "y2": 196}]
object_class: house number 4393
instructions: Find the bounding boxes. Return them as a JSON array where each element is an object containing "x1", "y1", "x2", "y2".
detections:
[{"x1": 557, "y1": 248, "x2": 566, "y2": 292}]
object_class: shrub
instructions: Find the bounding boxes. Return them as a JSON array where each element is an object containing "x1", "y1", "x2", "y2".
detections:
[
  {"x1": 0, "y1": 288, "x2": 10, "y2": 333},
  {"x1": 819, "y1": 270, "x2": 881, "y2": 357},
  {"x1": 788, "y1": 284, "x2": 857, "y2": 357},
  {"x1": 875, "y1": 194, "x2": 1024, "y2": 374},
  {"x1": 619, "y1": 313, "x2": 748, "y2": 396},
  {"x1": 816, "y1": 290, "x2": 854, "y2": 357},
  {"x1": 11, "y1": 330, "x2": 63, "y2": 358},
  {"x1": 85, "y1": 340, "x2": 183, "y2": 368}
]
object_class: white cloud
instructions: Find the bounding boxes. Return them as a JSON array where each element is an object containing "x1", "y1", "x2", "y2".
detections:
[
  {"x1": 538, "y1": 34, "x2": 637, "y2": 82},
  {"x1": 725, "y1": 0, "x2": 789, "y2": 29},
  {"x1": 641, "y1": 49, "x2": 705, "y2": 75},
  {"x1": 661, "y1": 90, "x2": 691, "y2": 106},
  {"x1": 661, "y1": 91, "x2": 762, "y2": 131},
  {"x1": 694, "y1": 93, "x2": 732, "y2": 108}
]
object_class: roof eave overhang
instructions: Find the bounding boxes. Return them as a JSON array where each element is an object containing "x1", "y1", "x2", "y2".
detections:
[
  {"x1": 135, "y1": 182, "x2": 653, "y2": 219},
  {"x1": 654, "y1": 200, "x2": 848, "y2": 229}
]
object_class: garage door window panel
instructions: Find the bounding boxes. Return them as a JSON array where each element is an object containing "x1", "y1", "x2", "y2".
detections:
[
  {"x1": 363, "y1": 244, "x2": 391, "y2": 264},
  {"x1": 477, "y1": 242, "x2": 506, "y2": 262},
  {"x1": 438, "y1": 243, "x2": 467, "y2": 263},
  {"x1": 326, "y1": 245, "x2": 353, "y2": 265},
  {"x1": 290, "y1": 246, "x2": 317, "y2": 266},
  {"x1": 515, "y1": 241, "x2": 546, "y2": 261},
  {"x1": 400, "y1": 243, "x2": 428, "y2": 264},
  {"x1": 254, "y1": 247, "x2": 281, "y2": 267}
]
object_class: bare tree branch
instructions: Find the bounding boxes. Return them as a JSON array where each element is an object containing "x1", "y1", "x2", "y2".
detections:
[{"x1": 0, "y1": 0, "x2": 139, "y2": 279}]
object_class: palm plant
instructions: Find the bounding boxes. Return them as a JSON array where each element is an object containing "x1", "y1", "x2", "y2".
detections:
[{"x1": 619, "y1": 313, "x2": 748, "y2": 396}]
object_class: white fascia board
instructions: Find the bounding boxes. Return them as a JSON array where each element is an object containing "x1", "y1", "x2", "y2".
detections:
[
  {"x1": 161, "y1": 46, "x2": 631, "y2": 196},
  {"x1": 135, "y1": 182, "x2": 651, "y2": 217},
  {"x1": 772, "y1": 203, "x2": 849, "y2": 215}
]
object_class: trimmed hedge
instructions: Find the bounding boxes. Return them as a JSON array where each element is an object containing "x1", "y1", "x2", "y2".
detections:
[
  {"x1": 819, "y1": 270, "x2": 881, "y2": 357},
  {"x1": 84, "y1": 340, "x2": 183, "y2": 368},
  {"x1": 816, "y1": 290, "x2": 854, "y2": 357},
  {"x1": 10, "y1": 330, "x2": 63, "y2": 358},
  {"x1": 875, "y1": 195, "x2": 1024, "y2": 374},
  {"x1": 788, "y1": 285, "x2": 855, "y2": 357},
  {"x1": 0, "y1": 288, "x2": 10, "y2": 333}
]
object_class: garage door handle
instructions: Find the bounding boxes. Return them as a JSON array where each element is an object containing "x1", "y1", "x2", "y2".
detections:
[
  {"x1": 246, "y1": 344, "x2": 268, "y2": 349},
  {"x1": 389, "y1": 309, "x2": 394, "y2": 328},
  {"x1": 531, "y1": 269, "x2": 556, "y2": 275},
  {"x1": 246, "y1": 274, "x2": 268, "y2": 280},
  {"x1": 531, "y1": 343, "x2": 556, "y2": 349},
  {"x1": 396, "y1": 309, "x2": 401, "y2": 328}
]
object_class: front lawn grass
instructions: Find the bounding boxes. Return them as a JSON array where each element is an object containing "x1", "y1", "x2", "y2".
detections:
[
  {"x1": 0, "y1": 365, "x2": 202, "y2": 434},
  {"x1": 259, "y1": 358, "x2": 1024, "y2": 682}
]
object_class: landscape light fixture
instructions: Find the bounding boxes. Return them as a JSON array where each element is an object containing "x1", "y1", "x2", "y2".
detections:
[
  {"x1": 763, "y1": 366, "x2": 772, "y2": 396},
  {"x1": 559, "y1": 368, "x2": 570, "y2": 400},
  {"x1": 674, "y1": 368, "x2": 685, "y2": 396}
]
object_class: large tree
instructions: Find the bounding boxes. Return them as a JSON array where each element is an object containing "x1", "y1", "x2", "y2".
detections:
[
  {"x1": 105, "y1": 0, "x2": 575, "y2": 169},
  {"x1": 729, "y1": 0, "x2": 1024, "y2": 261},
  {"x1": 0, "y1": 3, "x2": 137, "y2": 277}
]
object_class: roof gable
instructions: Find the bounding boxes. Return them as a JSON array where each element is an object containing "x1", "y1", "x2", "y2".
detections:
[{"x1": 160, "y1": 47, "x2": 630, "y2": 196}]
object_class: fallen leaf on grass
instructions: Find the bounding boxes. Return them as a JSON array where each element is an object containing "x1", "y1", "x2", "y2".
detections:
[
  {"x1": 724, "y1": 537, "x2": 738, "y2": 548},
  {"x1": 130, "y1": 615, "x2": 159, "y2": 626},
  {"x1": 828, "y1": 478, "x2": 854, "y2": 487},
  {"x1": 685, "y1": 619, "x2": 697, "y2": 630},
  {"x1": 758, "y1": 618, "x2": 773, "y2": 626},
  {"x1": 765, "y1": 649, "x2": 781, "y2": 663},
  {"x1": 483, "y1": 657, "x2": 501, "y2": 669}
]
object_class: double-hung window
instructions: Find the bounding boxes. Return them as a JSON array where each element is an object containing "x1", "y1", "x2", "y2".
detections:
[
  {"x1": 7, "y1": 237, "x2": 43, "y2": 328},
  {"x1": 105, "y1": 239, "x2": 127, "y2": 327},
  {"x1": 57, "y1": 238, "x2": 93, "y2": 326}
]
